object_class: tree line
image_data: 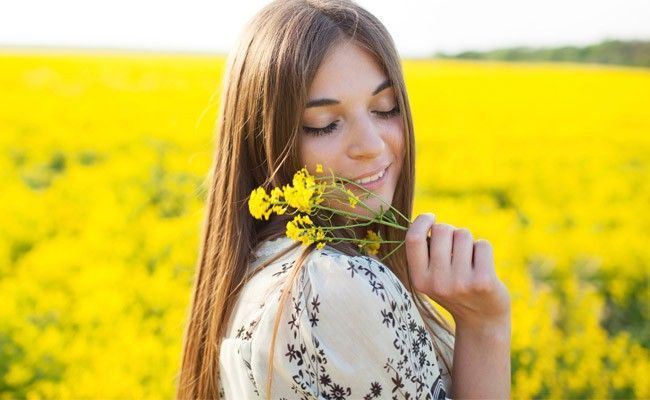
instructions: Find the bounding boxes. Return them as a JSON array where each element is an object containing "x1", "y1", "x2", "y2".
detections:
[{"x1": 434, "y1": 39, "x2": 650, "y2": 68}]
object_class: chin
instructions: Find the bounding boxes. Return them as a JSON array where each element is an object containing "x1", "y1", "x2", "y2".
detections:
[
  {"x1": 348, "y1": 191, "x2": 395, "y2": 219},
  {"x1": 319, "y1": 181, "x2": 396, "y2": 219}
]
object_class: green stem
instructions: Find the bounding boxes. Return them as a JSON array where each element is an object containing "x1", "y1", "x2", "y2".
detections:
[
  {"x1": 314, "y1": 173, "x2": 411, "y2": 225},
  {"x1": 322, "y1": 184, "x2": 378, "y2": 216},
  {"x1": 326, "y1": 237, "x2": 403, "y2": 245},
  {"x1": 323, "y1": 220, "x2": 375, "y2": 230},
  {"x1": 315, "y1": 205, "x2": 407, "y2": 231},
  {"x1": 379, "y1": 241, "x2": 405, "y2": 263}
]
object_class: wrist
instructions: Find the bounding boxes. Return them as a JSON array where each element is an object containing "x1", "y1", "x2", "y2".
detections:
[{"x1": 454, "y1": 310, "x2": 511, "y2": 341}]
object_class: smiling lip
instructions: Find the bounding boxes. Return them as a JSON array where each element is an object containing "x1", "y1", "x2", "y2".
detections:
[
  {"x1": 351, "y1": 164, "x2": 391, "y2": 182},
  {"x1": 346, "y1": 163, "x2": 390, "y2": 190}
]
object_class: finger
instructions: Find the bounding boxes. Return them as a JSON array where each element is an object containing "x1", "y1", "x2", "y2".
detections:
[
  {"x1": 429, "y1": 223, "x2": 453, "y2": 273},
  {"x1": 451, "y1": 228, "x2": 474, "y2": 281},
  {"x1": 472, "y1": 239, "x2": 496, "y2": 284},
  {"x1": 405, "y1": 213, "x2": 436, "y2": 290}
]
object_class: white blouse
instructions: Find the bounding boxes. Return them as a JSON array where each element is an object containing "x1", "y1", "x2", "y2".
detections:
[{"x1": 219, "y1": 235, "x2": 454, "y2": 399}]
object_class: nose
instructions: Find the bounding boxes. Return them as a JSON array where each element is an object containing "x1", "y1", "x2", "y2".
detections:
[{"x1": 347, "y1": 114, "x2": 385, "y2": 159}]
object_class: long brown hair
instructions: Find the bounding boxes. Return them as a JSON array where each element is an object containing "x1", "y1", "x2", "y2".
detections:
[{"x1": 175, "y1": 0, "x2": 455, "y2": 398}]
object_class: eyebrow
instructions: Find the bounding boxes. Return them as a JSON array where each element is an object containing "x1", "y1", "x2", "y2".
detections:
[{"x1": 305, "y1": 78, "x2": 392, "y2": 109}]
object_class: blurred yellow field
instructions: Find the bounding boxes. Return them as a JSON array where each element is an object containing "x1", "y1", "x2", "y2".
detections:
[{"x1": 0, "y1": 50, "x2": 648, "y2": 399}]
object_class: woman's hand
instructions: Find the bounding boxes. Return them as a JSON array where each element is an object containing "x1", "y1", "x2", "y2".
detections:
[
  {"x1": 405, "y1": 213, "x2": 512, "y2": 398},
  {"x1": 406, "y1": 213, "x2": 511, "y2": 399},
  {"x1": 405, "y1": 213, "x2": 511, "y2": 332}
]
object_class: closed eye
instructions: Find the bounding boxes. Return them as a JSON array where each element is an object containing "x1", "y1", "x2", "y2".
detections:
[
  {"x1": 303, "y1": 105, "x2": 400, "y2": 137},
  {"x1": 374, "y1": 104, "x2": 400, "y2": 119},
  {"x1": 303, "y1": 121, "x2": 339, "y2": 136}
]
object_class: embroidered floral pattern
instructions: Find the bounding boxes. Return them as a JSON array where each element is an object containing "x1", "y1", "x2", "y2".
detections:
[
  {"x1": 272, "y1": 261, "x2": 295, "y2": 277},
  {"x1": 234, "y1": 317, "x2": 263, "y2": 396},
  {"x1": 274, "y1": 249, "x2": 448, "y2": 400},
  {"x1": 219, "y1": 239, "x2": 451, "y2": 399}
]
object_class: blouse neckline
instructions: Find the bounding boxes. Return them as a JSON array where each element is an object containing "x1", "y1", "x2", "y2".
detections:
[
  {"x1": 253, "y1": 234, "x2": 382, "y2": 263},
  {"x1": 254, "y1": 235, "x2": 295, "y2": 260}
]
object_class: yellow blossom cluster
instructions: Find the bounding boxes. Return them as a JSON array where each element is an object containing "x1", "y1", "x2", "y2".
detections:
[
  {"x1": 0, "y1": 52, "x2": 648, "y2": 399},
  {"x1": 248, "y1": 166, "x2": 327, "y2": 220},
  {"x1": 281, "y1": 166, "x2": 325, "y2": 214},
  {"x1": 248, "y1": 163, "x2": 387, "y2": 253},
  {"x1": 358, "y1": 229, "x2": 382, "y2": 255},
  {"x1": 346, "y1": 188, "x2": 359, "y2": 208},
  {"x1": 286, "y1": 214, "x2": 327, "y2": 249}
]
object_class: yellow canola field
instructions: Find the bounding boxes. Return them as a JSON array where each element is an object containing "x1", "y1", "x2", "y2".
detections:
[{"x1": 0, "y1": 51, "x2": 648, "y2": 399}]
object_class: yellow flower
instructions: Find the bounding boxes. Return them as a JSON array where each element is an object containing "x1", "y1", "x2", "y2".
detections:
[
  {"x1": 346, "y1": 188, "x2": 359, "y2": 208},
  {"x1": 306, "y1": 225, "x2": 327, "y2": 249},
  {"x1": 250, "y1": 166, "x2": 393, "y2": 258},
  {"x1": 249, "y1": 181, "x2": 290, "y2": 220},
  {"x1": 286, "y1": 215, "x2": 329, "y2": 248},
  {"x1": 359, "y1": 229, "x2": 381, "y2": 255},
  {"x1": 315, "y1": 227, "x2": 325, "y2": 241},
  {"x1": 248, "y1": 187, "x2": 272, "y2": 220},
  {"x1": 286, "y1": 218, "x2": 302, "y2": 242},
  {"x1": 269, "y1": 187, "x2": 287, "y2": 215},
  {"x1": 282, "y1": 167, "x2": 323, "y2": 214},
  {"x1": 271, "y1": 205, "x2": 286, "y2": 215},
  {"x1": 270, "y1": 187, "x2": 283, "y2": 203},
  {"x1": 286, "y1": 214, "x2": 316, "y2": 245}
]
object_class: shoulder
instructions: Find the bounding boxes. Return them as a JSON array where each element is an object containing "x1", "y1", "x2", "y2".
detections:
[
  {"x1": 300, "y1": 245, "x2": 410, "y2": 306},
  {"x1": 251, "y1": 236, "x2": 405, "y2": 301},
  {"x1": 252, "y1": 244, "x2": 452, "y2": 399},
  {"x1": 288, "y1": 245, "x2": 432, "y2": 355},
  {"x1": 250, "y1": 239, "x2": 417, "y2": 320}
]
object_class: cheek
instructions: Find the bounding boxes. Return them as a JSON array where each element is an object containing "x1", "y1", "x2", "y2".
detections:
[
  {"x1": 299, "y1": 139, "x2": 320, "y2": 170},
  {"x1": 300, "y1": 135, "x2": 342, "y2": 172},
  {"x1": 386, "y1": 119, "x2": 405, "y2": 160}
]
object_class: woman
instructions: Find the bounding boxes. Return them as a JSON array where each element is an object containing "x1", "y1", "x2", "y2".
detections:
[{"x1": 176, "y1": 0, "x2": 511, "y2": 399}]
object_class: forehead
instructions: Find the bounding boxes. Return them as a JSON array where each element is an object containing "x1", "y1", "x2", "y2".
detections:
[{"x1": 307, "y1": 41, "x2": 387, "y2": 96}]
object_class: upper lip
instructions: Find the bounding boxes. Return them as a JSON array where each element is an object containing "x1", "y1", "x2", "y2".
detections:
[{"x1": 350, "y1": 163, "x2": 391, "y2": 181}]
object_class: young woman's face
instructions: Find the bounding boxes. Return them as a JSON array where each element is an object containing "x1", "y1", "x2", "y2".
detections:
[{"x1": 299, "y1": 41, "x2": 405, "y2": 223}]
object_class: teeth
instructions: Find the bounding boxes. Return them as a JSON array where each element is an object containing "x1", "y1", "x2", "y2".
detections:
[{"x1": 354, "y1": 167, "x2": 386, "y2": 184}]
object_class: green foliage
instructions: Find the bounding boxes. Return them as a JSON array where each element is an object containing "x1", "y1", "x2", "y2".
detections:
[{"x1": 435, "y1": 39, "x2": 650, "y2": 68}]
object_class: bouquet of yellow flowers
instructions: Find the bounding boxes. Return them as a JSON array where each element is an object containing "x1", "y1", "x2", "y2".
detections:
[{"x1": 248, "y1": 163, "x2": 409, "y2": 261}]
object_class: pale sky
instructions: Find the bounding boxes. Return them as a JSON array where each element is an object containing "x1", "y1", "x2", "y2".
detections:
[{"x1": 1, "y1": 0, "x2": 649, "y2": 58}]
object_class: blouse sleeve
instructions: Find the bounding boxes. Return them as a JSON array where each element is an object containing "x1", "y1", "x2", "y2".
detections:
[{"x1": 261, "y1": 248, "x2": 453, "y2": 400}]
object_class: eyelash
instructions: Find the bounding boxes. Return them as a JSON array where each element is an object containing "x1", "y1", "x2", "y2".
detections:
[{"x1": 303, "y1": 105, "x2": 401, "y2": 136}]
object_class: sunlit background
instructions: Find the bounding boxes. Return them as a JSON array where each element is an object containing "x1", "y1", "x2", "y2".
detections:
[
  {"x1": 1, "y1": 1, "x2": 649, "y2": 399},
  {"x1": 2, "y1": 0, "x2": 650, "y2": 56}
]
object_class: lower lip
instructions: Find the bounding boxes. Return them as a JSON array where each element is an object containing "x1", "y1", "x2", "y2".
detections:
[{"x1": 347, "y1": 164, "x2": 390, "y2": 191}]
